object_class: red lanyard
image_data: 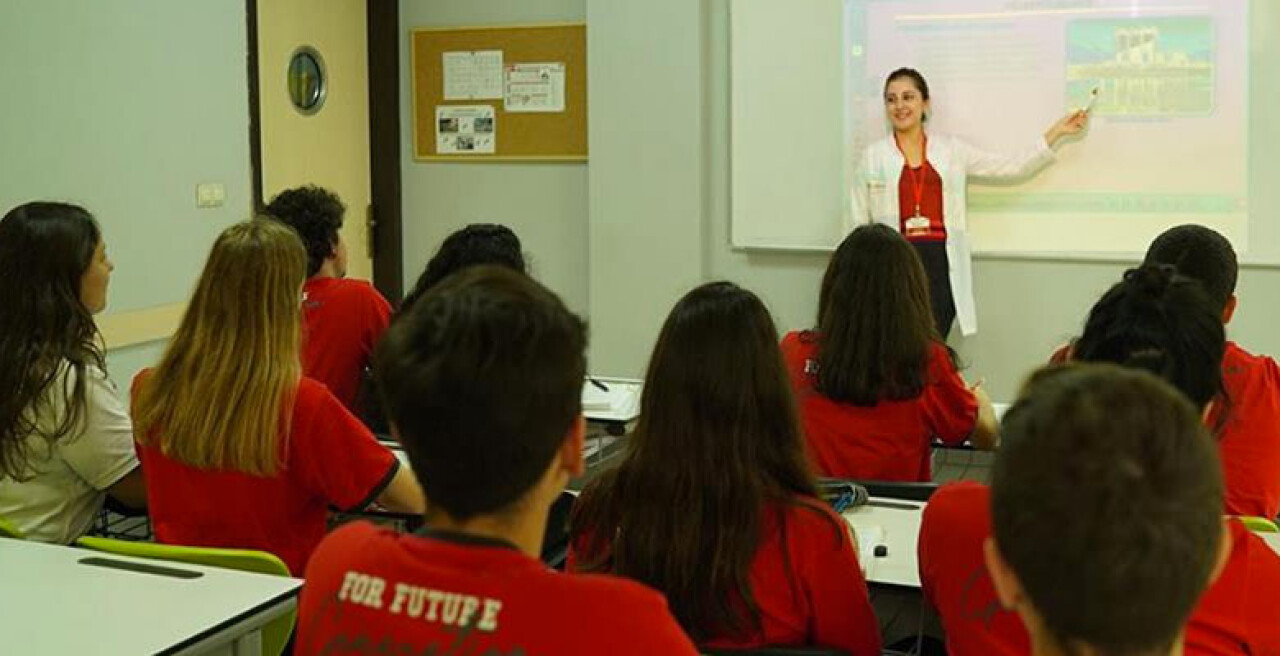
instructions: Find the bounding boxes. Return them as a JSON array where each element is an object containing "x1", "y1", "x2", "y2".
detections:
[{"x1": 895, "y1": 132, "x2": 928, "y2": 217}]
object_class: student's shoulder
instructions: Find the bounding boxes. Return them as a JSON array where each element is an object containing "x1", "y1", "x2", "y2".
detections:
[
  {"x1": 547, "y1": 571, "x2": 692, "y2": 642},
  {"x1": 326, "y1": 277, "x2": 388, "y2": 305},
  {"x1": 1225, "y1": 341, "x2": 1280, "y2": 374},
  {"x1": 308, "y1": 521, "x2": 396, "y2": 574},
  {"x1": 922, "y1": 481, "x2": 989, "y2": 531}
]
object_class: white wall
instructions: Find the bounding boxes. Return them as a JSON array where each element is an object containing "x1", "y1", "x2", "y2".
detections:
[
  {"x1": 588, "y1": 0, "x2": 1280, "y2": 400},
  {"x1": 399, "y1": 0, "x2": 589, "y2": 316},
  {"x1": 0, "y1": 0, "x2": 251, "y2": 385}
]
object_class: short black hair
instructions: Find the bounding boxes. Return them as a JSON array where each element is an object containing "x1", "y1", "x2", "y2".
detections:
[
  {"x1": 1142, "y1": 224, "x2": 1238, "y2": 314},
  {"x1": 374, "y1": 265, "x2": 586, "y2": 521},
  {"x1": 993, "y1": 363, "x2": 1223, "y2": 655},
  {"x1": 264, "y1": 185, "x2": 345, "y2": 277},
  {"x1": 401, "y1": 224, "x2": 526, "y2": 312},
  {"x1": 1073, "y1": 264, "x2": 1224, "y2": 409}
]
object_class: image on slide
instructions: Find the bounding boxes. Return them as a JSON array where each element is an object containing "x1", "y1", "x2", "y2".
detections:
[{"x1": 1066, "y1": 17, "x2": 1214, "y2": 117}]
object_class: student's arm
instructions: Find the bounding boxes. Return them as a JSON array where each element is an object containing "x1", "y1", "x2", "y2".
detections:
[
  {"x1": 105, "y1": 466, "x2": 148, "y2": 510},
  {"x1": 61, "y1": 367, "x2": 147, "y2": 509},
  {"x1": 801, "y1": 507, "x2": 882, "y2": 656},
  {"x1": 968, "y1": 382, "x2": 999, "y2": 451},
  {"x1": 373, "y1": 465, "x2": 425, "y2": 514},
  {"x1": 922, "y1": 344, "x2": 987, "y2": 448}
]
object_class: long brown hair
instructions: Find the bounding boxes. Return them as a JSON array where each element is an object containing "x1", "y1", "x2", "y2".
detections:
[
  {"x1": 815, "y1": 224, "x2": 939, "y2": 405},
  {"x1": 133, "y1": 219, "x2": 306, "y2": 475},
  {"x1": 0, "y1": 202, "x2": 104, "y2": 480},
  {"x1": 571, "y1": 282, "x2": 821, "y2": 642}
]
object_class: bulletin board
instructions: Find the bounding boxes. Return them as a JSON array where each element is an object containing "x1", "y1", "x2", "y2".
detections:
[{"x1": 411, "y1": 23, "x2": 587, "y2": 161}]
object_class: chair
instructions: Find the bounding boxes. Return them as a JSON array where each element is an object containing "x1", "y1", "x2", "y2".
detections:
[
  {"x1": 1239, "y1": 516, "x2": 1279, "y2": 533},
  {"x1": 75, "y1": 537, "x2": 294, "y2": 656},
  {"x1": 541, "y1": 490, "x2": 577, "y2": 570},
  {"x1": 0, "y1": 514, "x2": 24, "y2": 539}
]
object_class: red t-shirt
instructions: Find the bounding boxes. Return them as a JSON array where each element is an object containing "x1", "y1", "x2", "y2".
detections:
[
  {"x1": 918, "y1": 481, "x2": 1280, "y2": 656},
  {"x1": 1210, "y1": 342, "x2": 1280, "y2": 519},
  {"x1": 897, "y1": 161, "x2": 945, "y2": 242},
  {"x1": 296, "y1": 521, "x2": 699, "y2": 656},
  {"x1": 301, "y1": 277, "x2": 392, "y2": 416},
  {"x1": 1051, "y1": 341, "x2": 1280, "y2": 518},
  {"x1": 781, "y1": 331, "x2": 977, "y2": 481},
  {"x1": 569, "y1": 499, "x2": 881, "y2": 655},
  {"x1": 133, "y1": 374, "x2": 399, "y2": 575}
]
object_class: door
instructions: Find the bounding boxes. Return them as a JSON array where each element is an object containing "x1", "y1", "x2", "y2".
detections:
[{"x1": 255, "y1": 0, "x2": 375, "y2": 282}]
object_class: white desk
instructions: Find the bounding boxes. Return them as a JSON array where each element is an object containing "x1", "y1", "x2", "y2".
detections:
[
  {"x1": 583, "y1": 377, "x2": 642, "y2": 424},
  {"x1": 0, "y1": 539, "x2": 301, "y2": 655},
  {"x1": 1263, "y1": 531, "x2": 1280, "y2": 555},
  {"x1": 843, "y1": 497, "x2": 924, "y2": 589}
]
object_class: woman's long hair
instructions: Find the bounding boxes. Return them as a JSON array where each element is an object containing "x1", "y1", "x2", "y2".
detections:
[
  {"x1": 0, "y1": 202, "x2": 104, "y2": 480},
  {"x1": 815, "y1": 224, "x2": 938, "y2": 405},
  {"x1": 133, "y1": 219, "x2": 306, "y2": 475},
  {"x1": 571, "y1": 282, "x2": 822, "y2": 642}
]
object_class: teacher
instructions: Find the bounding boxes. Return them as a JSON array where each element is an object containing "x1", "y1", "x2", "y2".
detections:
[{"x1": 850, "y1": 68, "x2": 1089, "y2": 338}]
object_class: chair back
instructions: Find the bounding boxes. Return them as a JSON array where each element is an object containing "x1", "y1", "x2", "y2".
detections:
[
  {"x1": 76, "y1": 537, "x2": 294, "y2": 655},
  {"x1": 0, "y1": 514, "x2": 24, "y2": 539},
  {"x1": 1239, "y1": 516, "x2": 1279, "y2": 533},
  {"x1": 701, "y1": 648, "x2": 847, "y2": 656}
]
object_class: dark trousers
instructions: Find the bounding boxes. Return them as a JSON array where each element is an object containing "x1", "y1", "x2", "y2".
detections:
[{"x1": 912, "y1": 240, "x2": 956, "y2": 338}]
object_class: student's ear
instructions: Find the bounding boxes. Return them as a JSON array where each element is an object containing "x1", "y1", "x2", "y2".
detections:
[
  {"x1": 558, "y1": 414, "x2": 586, "y2": 478},
  {"x1": 1222, "y1": 294, "x2": 1237, "y2": 325},
  {"x1": 983, "y1": 537, "x2": 1024, "y2": 611},
  {"x1": 1206, "y1": 520, "x2": 1234, "y2": 587}
]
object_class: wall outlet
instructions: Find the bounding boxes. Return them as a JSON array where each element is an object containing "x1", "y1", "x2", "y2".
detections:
[{"x1": 196, "y1": 183, "x2": 226, "y2": 208}]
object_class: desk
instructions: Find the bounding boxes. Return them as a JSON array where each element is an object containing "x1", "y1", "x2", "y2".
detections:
[
  {"x1": 1263, "y1": 531, "x2": 1280, "y2": 556},
  {"x1": 843, "y1": 497, "x2": 924, "y2": 589},
  {"x1": 0, "y1": 539, "x2": 300, "y2": 655}
]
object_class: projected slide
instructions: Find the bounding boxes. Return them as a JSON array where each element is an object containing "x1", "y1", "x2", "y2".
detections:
[{"x1": 845, "y1": 0, "x2": 1249, "y2": 255}]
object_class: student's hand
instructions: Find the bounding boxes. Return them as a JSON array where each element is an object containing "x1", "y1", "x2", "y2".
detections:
[{"x1": 969, "y1": 380, "x2": 1000, "y2": 450}]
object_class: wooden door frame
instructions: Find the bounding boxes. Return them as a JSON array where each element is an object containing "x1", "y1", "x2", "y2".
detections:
[{"x1": 245, "y1": 0, "x2": 405, "y2": 303}]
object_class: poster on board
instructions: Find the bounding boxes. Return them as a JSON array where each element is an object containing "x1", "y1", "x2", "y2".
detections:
[{"x1": 436, "y1": 105, "x2": 496, "y2": 154}]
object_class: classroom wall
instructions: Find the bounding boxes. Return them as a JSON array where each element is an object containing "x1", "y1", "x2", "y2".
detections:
[
  {"x1": 0, "y1": 1, "x2": 251, "y2": 386},
  {"x1": 589, "y1": 0, "x2": 1280, "y2": 400},
  {"x1": 398, "y1": 0, "x2": 589, "y2": 316}
]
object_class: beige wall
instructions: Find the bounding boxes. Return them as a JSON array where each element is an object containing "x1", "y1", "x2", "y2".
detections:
[{"x1": 259, "y1": 0, "x2": 374, "y2": 280}]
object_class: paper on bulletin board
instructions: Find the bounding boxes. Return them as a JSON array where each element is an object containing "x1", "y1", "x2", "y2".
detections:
[
  {"x1": 504, "y1": 62, "x2": 566, "y2": 113},
  {"x1": 436, "y1": 105, "x2": 496, "y2": 154},
  {"x1": 442, "y1": 50, "x2": 503, "y2": 100}
]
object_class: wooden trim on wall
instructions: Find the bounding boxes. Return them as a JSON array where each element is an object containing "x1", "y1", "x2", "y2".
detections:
[
  {"x1": 368, "y1": 0, "x2": 404, "y2": 304},
  {"x1": 99, "y1": 303, "x2": 186, "y2": 351},
  {"x1": 246, "y1": 0, "x2": 265, "y2": 214}
]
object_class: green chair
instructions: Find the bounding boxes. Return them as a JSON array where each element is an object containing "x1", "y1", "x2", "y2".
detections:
[
  {"x1": 0, "y1": 514, "x2": 24, "y2": 539},
  {"x1": 75, "y1": 537, "x2": 295, "y2": 656},
  {"x1": 1239, "y1": 516, "x2": 1279, "y2": 533}
]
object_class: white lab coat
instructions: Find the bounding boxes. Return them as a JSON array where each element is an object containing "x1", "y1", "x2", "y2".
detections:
[{"x1": 848, "y1": 133, "x2": 1055, "y2": 336}]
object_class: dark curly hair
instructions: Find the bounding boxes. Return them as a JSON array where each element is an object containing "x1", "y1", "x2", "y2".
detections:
[
  {"x1": 264, "y1": 185, "x2": 345, "y2": 277},
  {"x1": 0, "y1": 202, "x2": 105, "y2": 480},
  {"x1": 401, "y1": 224, "x2": 526, "y2": 312}
]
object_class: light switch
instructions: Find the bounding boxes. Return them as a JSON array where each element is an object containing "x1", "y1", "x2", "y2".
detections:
[{"x1": 196, "y1": 183, "x2": 226, "y2": 209}]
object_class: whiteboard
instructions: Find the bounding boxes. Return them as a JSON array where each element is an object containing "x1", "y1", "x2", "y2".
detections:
[{"x1": 728, "y1": 0, "x2": 1280, "y2": 264}]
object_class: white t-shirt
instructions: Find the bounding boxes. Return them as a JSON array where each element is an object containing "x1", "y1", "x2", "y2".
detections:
[{"x1": 0, "y1": 363, "x2": 139, "y2": 543}]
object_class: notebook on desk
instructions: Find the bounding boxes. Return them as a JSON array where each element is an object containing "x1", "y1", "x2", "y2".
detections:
[{"x1": 580, "y1": 377, "x2": 643, "y2": 423}]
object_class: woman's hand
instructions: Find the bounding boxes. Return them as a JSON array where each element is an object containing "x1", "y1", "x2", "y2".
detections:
[{"x1": 1044, "y1": 110, "x2": 1090, "y2": 146}]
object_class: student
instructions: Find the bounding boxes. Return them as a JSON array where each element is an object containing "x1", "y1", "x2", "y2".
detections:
[
  {"x1": 264, "y1": 186, "x2": 391, "y2": 416},
  {"x1": 0, "y1": 202, "x2": 146, "y2": 542},
  {"x1": 296, "y1": 266, "x2": 698, "y2": 655},
  {"x1": 132, "y1": 219, "x2": 422, "y2": 575},
  {"x1": 400, "y1": 223, "x2": 526, "y2": 313},
  {"x1": 570, "y1": 282, "x2": 880, "y2": 655},
  {"x1": 1143, "y1": 224, "x2": 1280, "y2": 520},
  {"x1": 920, "y1": 266, "x2": 1280, "y2": 655},
  {"x1": 781, "y1": 224, "x2": 997, "y2": 482},
  {"x1": 985, "y1": 364, "x2": 1229, "y2": 656}
]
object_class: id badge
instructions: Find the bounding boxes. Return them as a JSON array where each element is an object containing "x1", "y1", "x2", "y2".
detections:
[{"x1": 905, "y1": 214, "x2": 931, "y2": 238}]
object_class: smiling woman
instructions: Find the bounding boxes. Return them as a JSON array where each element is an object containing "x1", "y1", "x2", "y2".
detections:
[{"x1": 849, "y1": 67, "x2": 1090, "y2": 338}]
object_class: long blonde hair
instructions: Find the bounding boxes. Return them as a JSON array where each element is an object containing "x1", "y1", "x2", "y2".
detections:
[{"x1": 133, "y1": 219, "x2": 306, "y2": 475}]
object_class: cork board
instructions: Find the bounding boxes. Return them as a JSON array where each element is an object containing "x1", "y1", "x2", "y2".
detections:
[{"x1": 411, "y1": 23, "x2": 587, "y2": 161}]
